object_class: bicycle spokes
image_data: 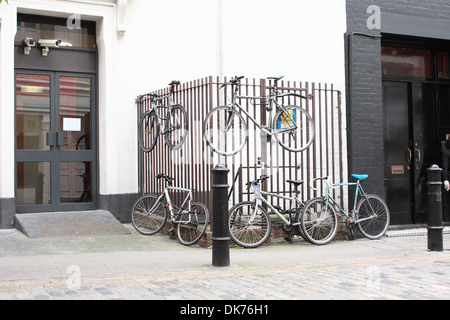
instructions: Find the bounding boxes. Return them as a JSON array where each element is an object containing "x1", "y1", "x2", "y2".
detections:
[
  {"x1": 165, "y1": 105, "x2": 187, "y2": 150},
  {"x1": 301, "y1": 199, "x2": 338, "y2": 245},
  {"x1": 177, "y1": 203, "x2": 209, "y2": 246}
]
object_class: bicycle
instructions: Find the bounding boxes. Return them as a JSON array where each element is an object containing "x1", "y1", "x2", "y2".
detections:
[
  {"x1": 131, "y1": 174, "x2": 209, "y2": 246},
  {"x1": 228, "y1": 175, "x2": 307, "y2": 248},
  {"x1": 300, "y1": 175, "x2": 390, "y2": 245},
  {"x1": 203, "y1": 76, "x2": 315, "y2": 156},
  {"x1": 137, "y1": 80, "x2": 188, "y2": 152}
]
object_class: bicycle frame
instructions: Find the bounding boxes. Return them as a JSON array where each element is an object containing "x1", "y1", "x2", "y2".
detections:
[
  {"x1": 322, "y1": 180, "x2": 375, "y2": 224},
  {"x1": 152, "y1": 94, "x2": 175, "y2": 127},
  {"x1": 151, "y1": 185, "x2": 194, "y2": 222},
  {"x1": 248, "y1": 185, "x2": 302, "y2": 227},
  {"x1": 225, "y1": 80, "x2": 306, "y2": 136}
]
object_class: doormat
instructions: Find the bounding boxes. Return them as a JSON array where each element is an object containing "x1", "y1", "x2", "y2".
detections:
[{"x1": 15, "y1": 210, "x2": 131, "y2": 238}]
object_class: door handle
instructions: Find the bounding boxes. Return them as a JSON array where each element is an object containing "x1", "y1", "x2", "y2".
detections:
[
  {"x1": 415, "y1": 148, "x2": 421, "y2": 162},
  {"x1": 406, "y1": 148, "x2": 412, "y2": 162},
  {"x1": 47, "y1": 132, "x2": 56, "y2": 147},
  {"x1": 56, "y1": 132, "x2": 65, "y2": 147},
  {"x1": 46, "y1": 132, "x2": 64, "y2": 147}
]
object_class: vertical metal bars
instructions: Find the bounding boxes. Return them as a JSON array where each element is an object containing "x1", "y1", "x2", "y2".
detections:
[{"x1": 137, "y1": 77, "x2": 345, "y2": 213}]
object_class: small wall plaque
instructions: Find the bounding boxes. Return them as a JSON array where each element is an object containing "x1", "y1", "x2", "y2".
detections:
[{"x1": 391, "y1": 165, "x2": 405, "y2": 175}]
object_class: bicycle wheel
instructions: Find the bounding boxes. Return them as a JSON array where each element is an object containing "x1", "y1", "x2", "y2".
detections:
[
  {"x1": 177, "y1": 202, "x2": 210, "y2": 246},
  {"x1": 228, "y1": 201, "x2": 272, "y2": 248},
  {"x1": 294, "y1": 206, "x2": 311, "y2": 243},
  {"x1": 131, "y1": 194, "x2": 167, "y2": 235},
  {"x1": 165, "y1": 104, "x2": 188, "y2": 150},
  {"x1": 301, "y1": 197, "x2": 338, "y2": 245},
  {"x1": 203, "y1": 106, "x2": 248, "y2": 156},
  {"x1": 273, "y1": 106, "x2": 314, "y2": 152},
  {"x1": 138, "y1": 111, "x2": 159, "y2": 152},
  {"x1": 356, "y1": 194, "x2": 390, "y2": 240}
]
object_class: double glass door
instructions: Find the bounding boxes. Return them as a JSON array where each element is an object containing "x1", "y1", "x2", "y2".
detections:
[{"x1": 15, "y1": 71, "x2": 97, "y2": 212}]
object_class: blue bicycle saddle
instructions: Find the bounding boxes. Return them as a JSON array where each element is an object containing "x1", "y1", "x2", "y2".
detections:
[{"x1": 352, "y1": 174, "x2": 368, "y2": 180}]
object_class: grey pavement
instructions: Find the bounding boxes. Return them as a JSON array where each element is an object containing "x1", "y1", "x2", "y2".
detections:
[{"x1": 0, "y1": 224, "x2": 449, "y2": 301}]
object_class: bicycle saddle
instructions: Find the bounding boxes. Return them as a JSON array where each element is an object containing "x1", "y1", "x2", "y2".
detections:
[
  {"x1": 267, "y1": 76, "x2": 284, "y2": 81},
  {"x1": 352, "y1": 174, "x2": 368, "y2": 180},
  {"x1": 156, "y1": 173, "x2": 174, "y2": 185},
  {"x1": 287, "y1": 180, "x2": 304, "y2": 187}
]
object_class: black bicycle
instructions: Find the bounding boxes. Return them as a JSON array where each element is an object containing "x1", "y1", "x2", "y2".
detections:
[{"x1": 137, "y1": 81, "x2": 188, "y2": 152}]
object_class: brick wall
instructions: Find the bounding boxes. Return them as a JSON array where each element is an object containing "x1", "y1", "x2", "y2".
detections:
[{"x1": 346, "y1": 0, "x2": 450, "y2": 198}]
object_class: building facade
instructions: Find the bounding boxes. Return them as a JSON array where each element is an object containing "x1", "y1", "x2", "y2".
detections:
[
  {"x1": 2, "y1": 0, "x2": 449, "y2": 231},
  {"x1": 0, "y1": 0, "x2": 347, "y2": 229},
  {"x1": 346, "y1": 0, "x2": 450, "y2": 225}
]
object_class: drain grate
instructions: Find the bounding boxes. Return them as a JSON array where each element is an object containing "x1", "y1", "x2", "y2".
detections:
[{"x1": 385, "y1": 227, "x2": 450, "y2": 238}]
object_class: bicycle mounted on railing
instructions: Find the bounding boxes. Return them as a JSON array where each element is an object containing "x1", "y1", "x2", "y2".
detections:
[
  {"x1": 203, "y1": 75, "x2": 315, "y2": 156},
  {"x1": 137, "y1": 80, "x2": 188, "y2": 152}
]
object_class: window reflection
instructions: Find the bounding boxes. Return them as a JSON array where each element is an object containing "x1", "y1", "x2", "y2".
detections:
[
  {"x1": 382, "y1": 46, "x2": 432, "y2": 80},
  {"x1": 59, "y1": 77, "x2": 92, "y2": 151},
  {"x1": 17, "y1": 162, "x2": 51, "y2": 205},
  {"x1": 60, "y1": 162, "x2": 92, "y2": 203},
  {"x1": 438, "y1": 51, "x2": 450, "y2": 80},
  {"x1": 16, "y1": 74, "x2": 51, "y2": 151},
  {"x1": 15, "y1": 14, "x2": 96, "y2": 49}
]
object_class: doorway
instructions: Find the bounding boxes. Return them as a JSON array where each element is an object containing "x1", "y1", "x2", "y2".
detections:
[
  {"x1": 15, "y1": 71, "x2": 97, "y2": 212},
  {"x1": 14, "y1": 14, "x2": 98, "y2": 213},
  {"x1": 382, "y1": 38, "x2": 450, "y2": 225}
]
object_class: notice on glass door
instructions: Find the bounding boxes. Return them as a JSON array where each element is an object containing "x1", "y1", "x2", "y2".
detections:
[{"x1": 63, "y1": 118, "x2": 82, "y2": 132}]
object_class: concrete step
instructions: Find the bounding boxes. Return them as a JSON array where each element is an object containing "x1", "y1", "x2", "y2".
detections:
[{"x1": 15, "y1": 210, "x2": 131, "y2": 238}]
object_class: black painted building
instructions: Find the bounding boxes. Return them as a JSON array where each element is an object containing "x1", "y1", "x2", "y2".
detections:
[{"x1": 346, "y1": 0, "x2": 450, "y2": 225}]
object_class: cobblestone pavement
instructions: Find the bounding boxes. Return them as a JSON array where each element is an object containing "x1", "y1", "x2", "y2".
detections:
[
  {"x1": 0, "y1": 227, "x2": 449, "y2": 302},
  {"x1": 1, "y1": 253, "x2": 450, "y2": 301}
]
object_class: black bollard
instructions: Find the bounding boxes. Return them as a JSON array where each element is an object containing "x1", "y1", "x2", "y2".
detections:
[
  {"x1": 211, "y1": 164, "x2": 230, "y2": 267},
  {"x1": 427, "y1": 165, "x2": 444, "y2": 252}
]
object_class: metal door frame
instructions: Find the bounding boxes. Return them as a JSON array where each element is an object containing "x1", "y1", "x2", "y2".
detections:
[{"x1": 15, "y1": 69, "x2": 97, "y2": 213}]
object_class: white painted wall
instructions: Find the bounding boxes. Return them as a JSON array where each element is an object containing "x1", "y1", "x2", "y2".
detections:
[
  {"x1": 218, "y1": 0, "x2": 347, "y2": 88},
  {"x1": 0, "y1": 0, "x2": 347, "y2": 202}
]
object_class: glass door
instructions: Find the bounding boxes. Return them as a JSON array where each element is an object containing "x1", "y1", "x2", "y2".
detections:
[{"x1": 15, "y1": 71, "x2": 97, "y2": 213}]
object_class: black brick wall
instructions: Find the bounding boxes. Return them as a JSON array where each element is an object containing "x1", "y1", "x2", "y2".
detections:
[{"x1": 346, "y1": 0, "x2": 450, "y2": 198}]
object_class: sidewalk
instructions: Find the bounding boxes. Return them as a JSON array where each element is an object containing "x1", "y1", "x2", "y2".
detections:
[{"x1": 0, "y1": 224, "x2": 449, "y2": 300}]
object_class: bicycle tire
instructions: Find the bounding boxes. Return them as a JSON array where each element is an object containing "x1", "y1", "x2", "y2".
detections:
[
  {"x1": 203, "y1": 106, "x2": 248, "y2": 156},
  {"x1": 300, "y1": 197, "x2": 338, "y2": 245},
  {"x1": 294, "y1": 206, "x2": 311, "y2": 243},
  {"x1": 228, "y1": 201, "x2": 272, "y2": 248},
  {"x1": 138, "y1": 111, "x2": 159, "y2": 152},
  {"x1": 356, "y1": 194, "x2": 390, "y2": 240},
  {"x1": 131, "y1": 194, "x2": 167, "y2": 235},
  {"x1": 273, "y1": 106, "x2": 314, "y2": 152},
  {"x1": 177, "y1": 202, "x2": 210, "y2": 246},
  {"x1": 165, "y1": 104, "x2": 188, "y2": 150}
]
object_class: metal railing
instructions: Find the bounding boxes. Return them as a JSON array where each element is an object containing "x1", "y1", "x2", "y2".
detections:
[{"x1": 137, "y1": 76, "x2": 346, "y2": 213}]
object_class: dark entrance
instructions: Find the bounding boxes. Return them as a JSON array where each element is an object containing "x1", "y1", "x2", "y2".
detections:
[
  {"x1": 14, "y1": 14, "x2": 97, "y2": 213},
  {"x1": 382, "y1": 36, "x2": 450, "y2": 225}
]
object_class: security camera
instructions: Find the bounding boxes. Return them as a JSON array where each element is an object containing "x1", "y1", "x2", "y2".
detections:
[
  {"x1": 22, "y1": 38, "x2": 37, "y2": 55},
  {"x1": 23, "y1": 38, "x2": 37, "y2": 47},
  {"x1": 38, "y1": 39, "x2": 62, "y2": 48}
]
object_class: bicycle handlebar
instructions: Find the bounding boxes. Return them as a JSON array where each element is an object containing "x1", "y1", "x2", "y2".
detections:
[
  {"x1": 156, "y1": 173, "x2": 174, "y2": 184},
  {"x1": 309, "y1": 176, "x2": 330, "y2": 191},
  {"x1": 246, "y1": 175, "x2": 270, "y2": 188}
]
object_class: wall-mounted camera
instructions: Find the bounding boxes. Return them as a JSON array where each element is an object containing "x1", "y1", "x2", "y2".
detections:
[
  {"x1": 38, "y1": 39, "x2": 62, "y2": 48},
  {"x1": 38, "y1": 39, "x2": 62, "y2": 56},
  {"x1": 37, "y1": 40, "x2": 73, "y2": 56},
  {"x1": 22, "y1": 38, "x2": 37, "y2": 55}
]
